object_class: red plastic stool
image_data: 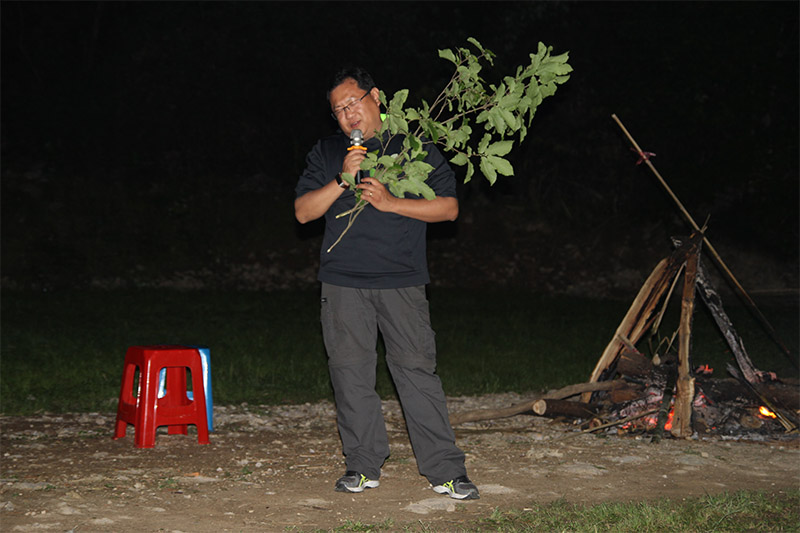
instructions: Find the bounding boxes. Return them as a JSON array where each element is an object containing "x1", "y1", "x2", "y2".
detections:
[{"x1": 113, "y1": 345, "x2": 210, "y2": 448}]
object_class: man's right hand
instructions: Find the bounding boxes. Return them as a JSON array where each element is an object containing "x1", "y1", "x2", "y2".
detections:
[{"x1": 342, "y1": 147, "x2": 367, "y2": 180}]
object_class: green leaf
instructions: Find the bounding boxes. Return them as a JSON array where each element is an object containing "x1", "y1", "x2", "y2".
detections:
[
  {"x1": 360, "y1": 158, "x2": 376, "y2": 172},
  {"x1": 451, "y1": 124, "x2": 471, "y2": 149},
  {"x1": 464, "y1": 160, "x2": 475, "y2": 183},
  {"x1": 404, "y1": 160, "x2": 435, "y2": 182},
  {"x1": 395, "y1": 116, "x2": 409, "y2": 134},
  {"x1": 390, "y1": 176, "x2": 436, "y2": 200},
  {"x1": 488, "y1": 155, "x2": 514, "y2": 176},
  {"x1": 404, "y1": 134, "x2": 422, "y2": 153},
  {"x1": 467, "y1": 37, "x2": 484, "y2": 53},
  {"x1": 499, "y1": 108, "x2": 518, "y2": 131},
  {"x1": 499, "y1": 93, "x2": 521, "y2": 109},
  {"x1": 341, "y1": 172, "x2": 356, "y2": 188},
  {"x1": 450, "y1": 153, "x2": 469, "y2": 166},
  {"x1": 477, "y1": 133, "x2": 491, "y2": 154},
  {"x1": 485, "y1": 141, "x2": 513, "y2": 156},
  {"x1": 385, "y1": 115, "x2": 398, "y2": 134},
  {"x1": 438, "y1": 48, "x2": 457, "y2": 64},
  {"x1": 479, "y1": 157, "x2": 497, "y2": 185},
  {"x1": 488, "y1": 108, "x2": 506, "y2": 135},
  {"x1": 538, "y1": 61, "x2": 573, "y2": 76},
  {"x1": 380, "y1": 165, "x2": 403, "y2": 185},
  {"x1": 468, "y1": 56, "x2": 482, "y2": 76},
  {"x1": 389, "y1": 89, "x2": 409, "y2": 110},
  {"x1": 377, "y1": 155, "x2": 397, "y2": 168}
]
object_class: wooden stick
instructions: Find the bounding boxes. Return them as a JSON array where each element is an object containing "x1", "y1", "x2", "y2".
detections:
[
  {"x1": 532, "y1": 399, "x2": 599, "y2": 418},
  {"x1": 611, "y1": 113, "x2": 795, "y2": 366},
  {"x1": 671, "y1": 239, "x2": 701, "y2": 438},
  {"x1": 560, "y1": 409, "x2": 659, "y2": 439},
  {"x1": 449, "y1": 379, "x2": 626, "y2": 426}
]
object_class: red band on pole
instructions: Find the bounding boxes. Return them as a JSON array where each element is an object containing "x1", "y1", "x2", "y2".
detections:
[{"x1": 630, "y1": 147, "x2": 656, "y2": 165}]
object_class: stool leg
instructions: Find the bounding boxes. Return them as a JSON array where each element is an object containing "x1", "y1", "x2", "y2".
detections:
[
  {"x1": 135, "y1": 357, "x2": 160, "y2": 448},
  {"x1": 189, "y1": 358, "x2": 210, "y2": 445},
  {"x1": 113, "y1": 360, "x2": 138, "y2": 440},
  {"x1": 199, "y1": 349, "x2": 214, "y2": 432},
  {"x1": 164, "y1": 366, "x2": 189, "y2": 436}
]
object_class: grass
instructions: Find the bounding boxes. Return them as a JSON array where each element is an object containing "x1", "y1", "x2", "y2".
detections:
[
  {"x1": 471, "y1": 489, "x2": 800, "y2": 532},
  {"x1": 0, "y1": 288, "x2": 797, "y2": 414},
  {"x1": 311, "y1": 490, "x2": 799, "y2": 532}
]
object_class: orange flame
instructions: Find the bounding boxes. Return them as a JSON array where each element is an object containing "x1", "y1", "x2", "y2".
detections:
[
  {"x1": 758, "y1": 406, "x2": 777, "y2": 419},
  {"x1": 695, "y1": 364, "x2": 713, "y2": 375},
  {"x1": 664, "y1": 409, "x2": 674, "y2": 431}
]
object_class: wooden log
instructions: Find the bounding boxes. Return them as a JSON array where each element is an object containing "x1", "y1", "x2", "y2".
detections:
[
  {"x1": 697, "y1": 377, "x2": 800, "y2": 411},
  {"x1": 449, "y1": 379, "x2": 627, "y2": 426},
  {"x1": 609, "y1": 385, "x2": 645, "y2": 404},
  {"x1": 727, "y1": 364, "x2": 798, "y2": 432},
  {"x1": 695, "y1": 260, "x2": 767, "y2": 384},
  {"x1": 617, "y1": 348, "x2": 654, "y2": 378},
  {"x1": 671, "y1": 237, "x2": 701, "y2": 438},
  {"x1": 532, "y1": 399, "x2": 599, "y2": 419}
]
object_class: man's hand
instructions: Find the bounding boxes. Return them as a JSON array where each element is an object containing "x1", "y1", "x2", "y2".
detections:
[
  {"x1": 357, "y1": 177, "x2": 458, "y2": 223},
  {"x1": 342, "y1": 148, "x2": 367, "y2": 182},
  {"x1": 357, "y1": 178, "x2": 396, "y2": 212}
]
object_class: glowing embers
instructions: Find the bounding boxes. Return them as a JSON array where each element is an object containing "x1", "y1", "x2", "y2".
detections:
[{"x1": 758, "y1": 406, "x2": 777, "y2": 419}]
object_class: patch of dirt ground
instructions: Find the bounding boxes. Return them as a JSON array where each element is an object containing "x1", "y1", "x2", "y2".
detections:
[{"x1": 2, "y1": 393, "x2": 799, "y2": 532}]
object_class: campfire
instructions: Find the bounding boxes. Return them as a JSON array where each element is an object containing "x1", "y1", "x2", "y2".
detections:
[
  {"x1": 450, "y1": 232, "x2": 799, "y2": 442},
  {"x1": 451, "y1": 119, "x2": 798, "y2": 441}
]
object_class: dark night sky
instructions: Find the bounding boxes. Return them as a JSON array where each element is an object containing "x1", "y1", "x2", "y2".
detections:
[{"x1": 1, "y1": 1, "x2": 798, "y2": 288}]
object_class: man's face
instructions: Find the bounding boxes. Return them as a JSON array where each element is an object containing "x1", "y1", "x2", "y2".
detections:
[{"x1": 330, "y1": 78, "x2": 382, "y2": 140}]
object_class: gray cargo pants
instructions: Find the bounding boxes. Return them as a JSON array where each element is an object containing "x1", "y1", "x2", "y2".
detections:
[{"x1": 320, "y1": 283, "x2": 466, "y2": 485}]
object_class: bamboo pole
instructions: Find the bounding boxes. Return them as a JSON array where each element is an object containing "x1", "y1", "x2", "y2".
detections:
[{"x1": 611, "y1": 114, "x2": 796, "y2": 367}]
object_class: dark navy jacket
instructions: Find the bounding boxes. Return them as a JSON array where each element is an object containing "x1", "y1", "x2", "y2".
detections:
[{"x1": 295, "y1": 132, "x2": 457, "y2": 289}]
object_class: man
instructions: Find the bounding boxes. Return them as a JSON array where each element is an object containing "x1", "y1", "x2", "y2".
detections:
[{"x1": 294, "y1": 67, "x2": 479, "y2": 500}]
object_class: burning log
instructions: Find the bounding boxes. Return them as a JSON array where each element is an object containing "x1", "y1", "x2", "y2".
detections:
[
  {"x1": 617, "y1": 348, "x2": 654, "y2": 378},
  {"x1": 672, "y1": 236, "x2": 701, "y2": 438},
  {"x1": 608, "y1": 384, "x2": 645, "y2": 404},
  {"x1": 727, "y1": 364, "x2": 798, "y2": 432},
  {"x1": 698, "y1": 377, "x2": 800, "y2": 411},
  {"x1": 695, "y1": 260, "x2": 772, "y2": 384},
  {"x1": 652, "y1": 356, "x2": 677, "y2": 443}
]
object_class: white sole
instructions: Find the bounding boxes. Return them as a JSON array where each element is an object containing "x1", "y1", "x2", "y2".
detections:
[{"x1": 433, "y1": 485, "x2": 477, "y2": 500}]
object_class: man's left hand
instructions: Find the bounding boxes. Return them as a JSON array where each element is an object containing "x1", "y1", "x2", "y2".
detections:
[{"x1": 357, "y1": 178, "x2": 396, "y2": 213}]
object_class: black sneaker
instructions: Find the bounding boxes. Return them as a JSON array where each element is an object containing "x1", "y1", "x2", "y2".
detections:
[
  {"x1": 433, "y1": 475, "x2": 480, "y2": 500},
  {"x1": 334, "y1": 471, "x2": 380, "y2": 493}
]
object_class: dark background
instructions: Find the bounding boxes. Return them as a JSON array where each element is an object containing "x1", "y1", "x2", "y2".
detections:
[{"x1": 2, "y1": 1, "x2": 797, "y2": 295}]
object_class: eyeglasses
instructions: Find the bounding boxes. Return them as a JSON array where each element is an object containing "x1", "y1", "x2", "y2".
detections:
[{"x1": 331, "y1": 90, "x2": 372, "y2": 120}]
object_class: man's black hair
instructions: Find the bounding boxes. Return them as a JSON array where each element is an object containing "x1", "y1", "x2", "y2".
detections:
[{"x1": 327, "y1": 66, "x2": 376, "y2": 100}]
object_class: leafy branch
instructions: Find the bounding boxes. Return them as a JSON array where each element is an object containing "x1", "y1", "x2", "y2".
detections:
[{"x1": 329, "y1": 37, "x2": 572, "y2": 252}]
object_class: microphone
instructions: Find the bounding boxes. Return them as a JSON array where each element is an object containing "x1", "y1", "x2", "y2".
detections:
[{"x1": 349, "y1": 129, "x2": 364, "y2": 184}]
